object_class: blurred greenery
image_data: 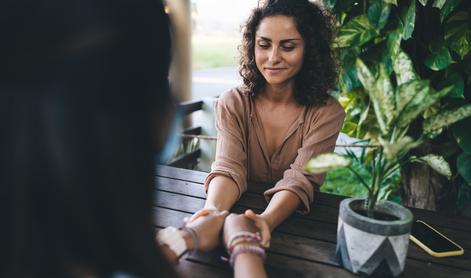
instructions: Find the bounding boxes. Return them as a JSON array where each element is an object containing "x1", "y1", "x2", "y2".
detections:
[
  {"x1": 192, "y1": 35, "x2": 239, "y2": 69},
  {"x1": 322, "y1": 156, "x2": 402, "y2": 204}
]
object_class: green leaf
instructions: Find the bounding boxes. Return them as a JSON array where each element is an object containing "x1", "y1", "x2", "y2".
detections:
[
  {"x1": 357, "y1": 101, "x2": 371, "y2": 138},
  {"x1": 401, "y1": 0, "x2": 416, "y2": 40},
  {"x1": 445, "y1": 12, "x2": 471, "y2": 59},
  {"x1": 440, "y1": 0, "x2": 461, "y2": 22},
  {"x1": 305, "y1": 153, "x2": 352, "y2": 174},
  {"x1": 339, "y1": 48, "x2": 362, "y2": 93},
  {"x1": 384, "y1": 0, "x2": 398, "y2": 5},
  {"x1": 356, "y1": 59, "x2": 395, "y2": 134},
  {"x1": 457, "y1": 153, "x2": 471, "y2": 184},
  {"x1": 411, "y1": 154, "x2": 452, "y2": 179},
  {"x1": 356, "y1": 58, "x2": 376, "y2": 91},
  {"x1": 368, "y1": 0, "x2": 391, "y2": 29},
  {"x1": 452, "y1": 117, "x2": 471, "y2": 153},
  {"x1": 438, "y1": 70, "x2": 464, "y2": 98},
  {"x1": 418, "y1": 0, "x2": 429, "y2": 6},
  {"x1": 325, "y1": 0, "x2": 337, "y2": 10},
  {"x1": 379, "y1": 136, "x2": 420, "y2": 161},
  {"x1": 423, "y1": 104, "x2": 471, "y2": 136},
  {"x1": 393, "y1": 50, "x2": 418, "y2": 85},
  {"x1": 375, "y1": 64, "x2": 396, "y2": 127},
  {"x1": 337, "y1": 15, "x2": 380, "y2": 48},
  {"x1": 342, "y1": 121, "x2": 358, "y2": 137},
  {"x1": 424, "y1": 46, "x2": 455, "y2": 71},
  {"x1": 396, "y1": 81, "x2": 452, "y2": 128},
  {"x1": 433, "y1": 0, "x2": 447, "y2": 9}
]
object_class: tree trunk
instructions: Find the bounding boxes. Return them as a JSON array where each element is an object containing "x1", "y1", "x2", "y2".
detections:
[{"x1": 401, "y1": 141, "x2": 455, "y2": 211}]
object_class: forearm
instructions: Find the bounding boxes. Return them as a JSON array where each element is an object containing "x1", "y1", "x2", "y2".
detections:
[
  {"x1": 204, "y1": 176, "x2": 239, "y2": 211},
  {"x1": 261, "y1": 190, "x2": 301, "y2": 231},
  {"x1": 234, "y1": 253, "x2": 267, "y2": 278}
]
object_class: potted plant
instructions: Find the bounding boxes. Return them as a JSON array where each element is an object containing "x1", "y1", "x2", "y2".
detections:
[{"x1": 305, "y1": 54, "x2": 471, "y2": 277}]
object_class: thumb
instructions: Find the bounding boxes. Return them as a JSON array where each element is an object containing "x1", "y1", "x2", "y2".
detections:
[
  {"x1": 244, "y1": 209, "x2": 257, "y2": 220},
  {"x1": 219, "y1": 210, "x2": 229, "y2": 217}
]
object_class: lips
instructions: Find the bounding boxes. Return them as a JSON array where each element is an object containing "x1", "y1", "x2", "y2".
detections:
[{"x1": 265, "y1": 67, "x2": 286, "y2": 74}]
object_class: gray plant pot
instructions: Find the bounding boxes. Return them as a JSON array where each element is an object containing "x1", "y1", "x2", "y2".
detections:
[{"x1": 336, "y1": 198, "x2": 413, "y2": 277}]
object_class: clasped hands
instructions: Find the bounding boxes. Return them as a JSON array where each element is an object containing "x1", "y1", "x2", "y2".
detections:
[{"x1": 183, "y1": 208, "x2": 271, "y2": 254}]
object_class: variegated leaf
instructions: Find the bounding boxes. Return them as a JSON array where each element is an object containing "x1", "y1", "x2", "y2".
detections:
[
  {"x1": 356, "y1": 59, "x2": 390, "y2": 134},
  {"x1": 401, "y1": 0, "x2": 416, "y2": 40},
  {"x1": 379, "y1": 136, "x2": 420, "y2": 161},
  {"x1": 419, "y1": 0, "x2": 428, "y2": 6},
  {"x1": 433, "y1": 0, "x2": 447, "y2": 9},
  {"x1": 394, "y1": 50, "x2": 418, "y2": 85},
  {"x1": 423, "y1": 104, "x2": 471, "y2": 135},
  {"x1": 411, "y1": 154, "x2": 452, "y2": 179},
  {"x1": 336, "y1": 15, "x2": 379, "y2": 48},
  {"x1": 396, "y1": 81, "x2": 452, "y2": 128},
  {"x1": 305, "y1": 153, "x2": 352, "y2": 174},
  {"x1": 376, "y1": 65, "x2": 396, "y2": 127},
  {"x1": 356, "y1": 58, "x2": 375, "y2": 91}
]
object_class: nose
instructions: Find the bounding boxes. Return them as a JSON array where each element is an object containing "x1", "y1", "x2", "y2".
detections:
[{"x1": 268, "y1": 47, "x2": 281, "y2": 63}]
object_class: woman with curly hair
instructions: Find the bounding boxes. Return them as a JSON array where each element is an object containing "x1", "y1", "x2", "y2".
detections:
[{"x1": 190, "y1": 0, "x2": 345, "y2": 266}]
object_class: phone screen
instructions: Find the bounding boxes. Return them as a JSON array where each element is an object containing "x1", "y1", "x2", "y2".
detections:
[{"x1": 411, "y1": 221, "x2": 461, "y2": 253}]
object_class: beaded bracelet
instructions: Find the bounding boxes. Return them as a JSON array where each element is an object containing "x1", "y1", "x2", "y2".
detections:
[
  {"x1": 226, "y1": 231, "x2": 262, "y2": 252},
  {"x1": 228, "y1": 244, "x2": 266, "y2": 268}
]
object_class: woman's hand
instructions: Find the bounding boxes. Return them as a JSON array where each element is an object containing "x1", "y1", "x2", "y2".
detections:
[
  {"x1": 223, "y1": 213, "x2": 259, "y2": 248},
  {"x1": 185, "y1": 208, "x2": 229, "y2": 252},
  {"x1": 244, "y1": 209, "x2": 271, "y2": 248}
]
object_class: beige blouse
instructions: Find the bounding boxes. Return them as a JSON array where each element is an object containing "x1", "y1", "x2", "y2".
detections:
[{"x1": 203, "y1": 87, "x2": 345, "y2": 213}]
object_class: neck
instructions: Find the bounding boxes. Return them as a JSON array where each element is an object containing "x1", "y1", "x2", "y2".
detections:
[{"x1": 261, "y1": 82, "x2": 296, "y2": 104}]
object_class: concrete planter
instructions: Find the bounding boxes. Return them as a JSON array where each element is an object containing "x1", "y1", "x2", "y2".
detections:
[{"x1": 336, "y1": 198, "x2": 413, "y2": 277}]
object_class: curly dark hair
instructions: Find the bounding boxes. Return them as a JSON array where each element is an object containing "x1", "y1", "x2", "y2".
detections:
[{"x1": 239, "y1": 0, "x2": 339, "y2": 106}]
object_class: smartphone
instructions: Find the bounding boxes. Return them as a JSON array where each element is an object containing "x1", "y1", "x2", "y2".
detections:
[{"x1": 409, "y1": 220, "x2": 464, "y2": 257}]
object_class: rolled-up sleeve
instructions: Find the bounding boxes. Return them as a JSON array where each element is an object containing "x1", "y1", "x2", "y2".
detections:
[
  {"x1": 264, "y1": 100, "x2": 345, "y2": 213},
  {"x1": 203, "y1": 91, "x2": 248, "y2": 199}
]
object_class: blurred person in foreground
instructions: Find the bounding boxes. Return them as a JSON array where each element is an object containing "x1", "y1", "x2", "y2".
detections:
[{"x1": 0, "y1": 0, "x2": 265, "y2": 277}]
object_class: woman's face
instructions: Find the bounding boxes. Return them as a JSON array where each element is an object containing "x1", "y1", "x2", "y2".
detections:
[{"x1": 254, "y1": 15, "x2": 305, "y2": 88}]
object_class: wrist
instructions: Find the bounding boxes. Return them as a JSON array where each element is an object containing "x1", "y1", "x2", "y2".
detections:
[
  {"x1": 179, "y1": 229, "x2": 194, "y2": 251},
  {"x1": 229, "y1": 243, "x2": 266, "y2": 268},
  {"x1": 259, "y1": 213, "x2": 273, "y2": 232},
  {"x1": 157, "y1": 227, "x2": 188, "y2": 258}
]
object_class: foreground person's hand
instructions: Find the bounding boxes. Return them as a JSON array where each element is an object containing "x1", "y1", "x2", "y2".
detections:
[
  {"x1": 223, "y1": 213, "x2": 268, "y2": 278},
  {"x1": 185, "y1": 209, "x2": 229, "y2": 252}
]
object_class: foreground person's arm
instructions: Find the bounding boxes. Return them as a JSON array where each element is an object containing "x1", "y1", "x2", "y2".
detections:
[
  {"x1": 234, "y1": 252, "x2": 267, "y2": 278},
  {"x1": 224, "y1": 214, "x2": 268, "y2": 278}
]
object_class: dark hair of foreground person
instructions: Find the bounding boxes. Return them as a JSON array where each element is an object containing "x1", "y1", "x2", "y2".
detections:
[{"x1": 0, "y1": 0, "x2": 176, "y2": 277}]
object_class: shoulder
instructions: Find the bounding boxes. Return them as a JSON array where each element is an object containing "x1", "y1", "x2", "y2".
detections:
[
  {"x1": 304, "y1": 95, "x2": 345, "y2": 128},
  {"x1": 217, "y1": 86, "x2": 250, "y2": 112},
  {"x1": 308, "y1": 95, "x2": 345, "y2": 118}
]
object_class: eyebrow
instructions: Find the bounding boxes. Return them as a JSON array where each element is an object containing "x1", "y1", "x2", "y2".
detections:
[{"x1": 257, "y1": 36, "x2": 302, "y2": 43}]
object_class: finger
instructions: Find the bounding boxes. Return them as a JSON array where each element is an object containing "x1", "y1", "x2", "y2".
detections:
[
  {"x1": 219, "y1": 210, "x2": 229, "y2": 217},
  {"x1": 244, "y1": 209, "x2": 257, "y2": 220},
  {"x1": 260, "y1": 225, "x2": 271, "y2": 248},
  {"x1": 190, "y1": 208, "x2": 210, "y2": 222}
]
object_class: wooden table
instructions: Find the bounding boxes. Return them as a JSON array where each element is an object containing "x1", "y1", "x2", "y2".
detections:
[{"x1": 154, "y1": 165, "x2": 471, "y2": 277}]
